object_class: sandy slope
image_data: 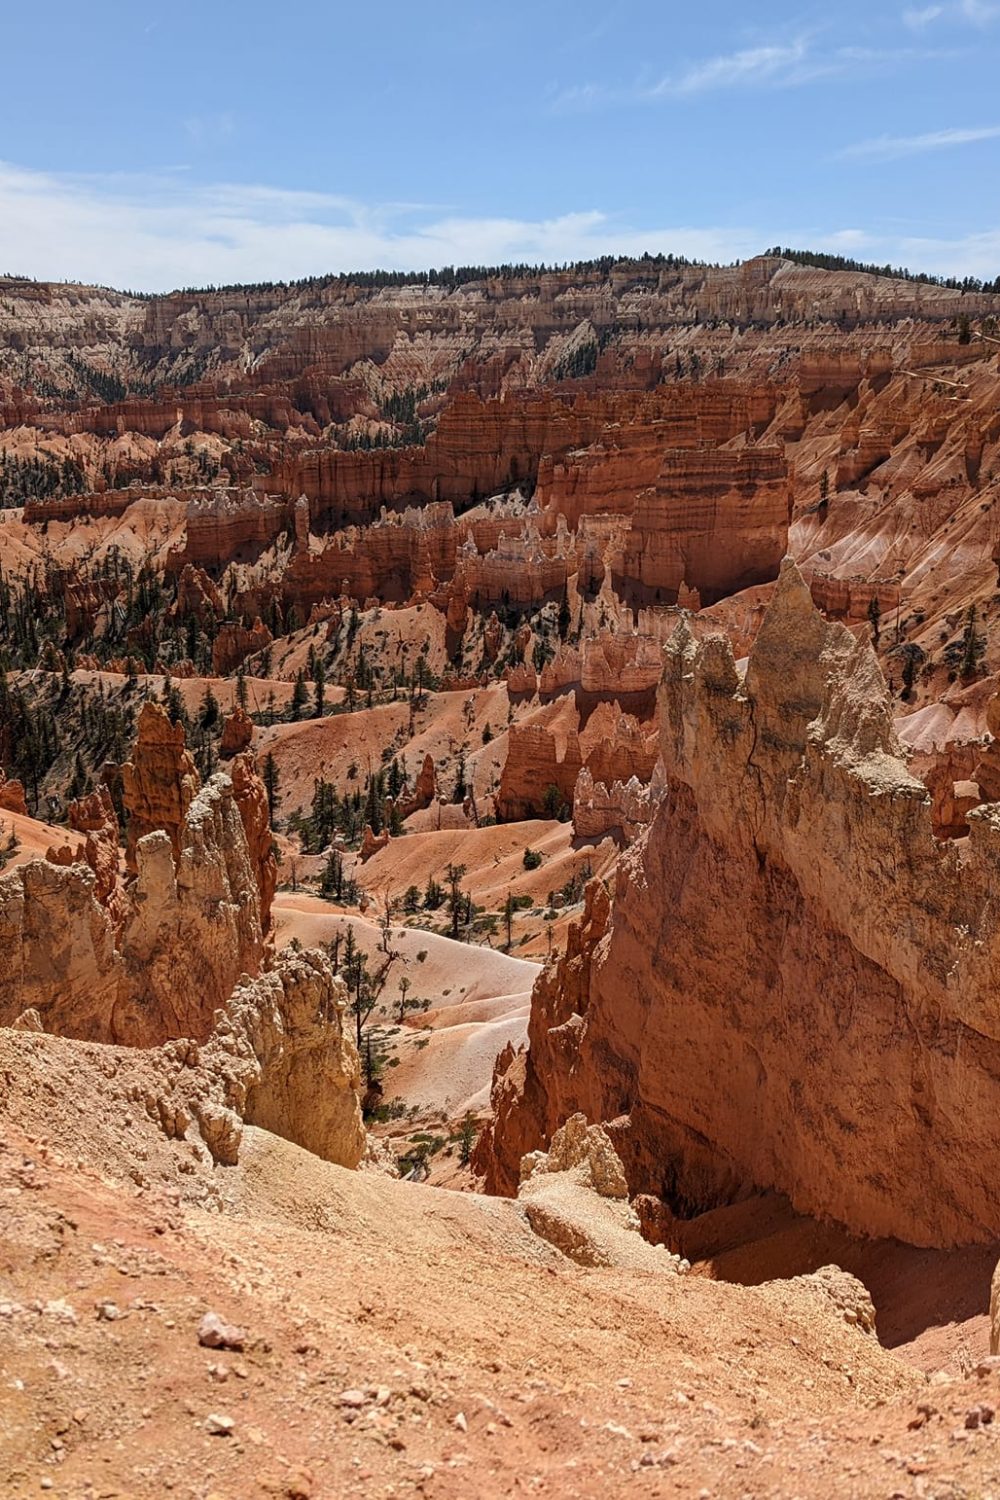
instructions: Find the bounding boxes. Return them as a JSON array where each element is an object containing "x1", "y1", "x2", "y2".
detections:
[
  {"x1": 273, "y1": 894, "x2": 539, "y2": 1121},
  {"x1": 5, "y1": 1074, "x2": 1000, "y2": 1500},
  {"x1": 0, "y1": 1053, "x2": 923, "y2": 1500},
  {"x1": 0, "y1": 806, "x2": 67, "y2": 869}
]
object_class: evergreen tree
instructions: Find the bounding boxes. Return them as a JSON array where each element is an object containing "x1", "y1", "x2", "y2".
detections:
[
  {"x1": 961, "y1": 604, "x2": 986, "y2": 678},
  {"x1": 291, "y1": 670, "x2": 308, "y2": 719},
  {"x1": 313, "y1": 655, "x2": 326, "y2": 718},
  {"x1": 445, "y1": 862, "x2": 468, "y2": 939},
  {"x1": 262, "y1": 751, "x2": 280, "y2": 820}
]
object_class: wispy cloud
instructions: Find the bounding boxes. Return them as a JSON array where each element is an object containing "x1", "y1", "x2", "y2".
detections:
[
  {"x1": 959, "y1": 0, "x2": 1000, "y2": 22},
  {"x1": 840, "y1": 124, "x2": 1000, "y2": 160},
  {"x1": 655, "y1": 39, "x2": 812, "y2": 97},
  {"x1": 553, "y1": 38, "x2": 814, "y2": 109},
  {"x1": 183, "y1": 112, "x2": 237, "y2": 147},
  {"x1": 0, "y1": 160, "x2": 762, "y2": 292},
  {"x1": 903, "y1": 5, "x2": 945, "y2": 27},
  {"x1": 552, "y1": 36, "x2": 949, "y2": 111},
  {"x1": 903, "y1": 0, "x2": 998, "y2": 24}
]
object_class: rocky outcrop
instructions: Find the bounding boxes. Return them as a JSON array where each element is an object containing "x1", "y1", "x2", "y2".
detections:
[
  {"x1": 220, "y1": 705, "x2": 254, "y2": 758},
  {"x1": 517, "y1": 1113, "x2": 685, "y2": 1272},
  {"x1": 0, "y1": 858, "x2": 122, "y2": 1041},
  {"x1": 1, "y1": 763, "x2": 266, "y2": 1047},
  {"x1": 402, "y1": 753, "x2": 437, "y2": 817},
  {"x1": 612, "y1": 447, "x2": 791, "y2": 605},
  {"x1": 974, "y1": 690, "x2": 1000, "y2": 801},
  {"x1": 229, "y1": 751, "x2": 277, "y2": 933},
  {"x1": 46, "y1": 787, "x2": 127, "y2": 933},
  {"x1": 140, "y1": 947, "x2": 364, "y2": 1168},
  {"x1": 476, "y1": 880, "x2": 611, "y2": 1196},
  {"x1": 359, "y1": 824, "x2": 391, "y2": 861},
  {"x1": 485, "y1": 560, "x2": 1000, "y2": 1248},
  {"x1": 121, "y1": 702, "x2": 200, "y2": 875},
  {"x1": 116, "y1": 770, "x2": 265, "y2": 1044},
  {"x1": 172, "y1": 563, "x2": 224, "y2": 623},
  {"x1": 789, "y1": 1266, "x2": 877, "y2": 1337},
  {"x1": 211, "y1": 617, "x2": 273, "y2": 675},
  {"x1": 0, "y1": 771, "x2": 28, "y2": 816},
  {"x1": 496, "y1": 698, "x2": 658, "y2": 821},
  {"x1": 571, "y1": 768, "x2": 655, "y2": 842}
]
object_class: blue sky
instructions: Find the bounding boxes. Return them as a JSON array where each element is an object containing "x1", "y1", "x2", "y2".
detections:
[{"x1": 1, "y1": 0, "x2": 998, "y2": 290}]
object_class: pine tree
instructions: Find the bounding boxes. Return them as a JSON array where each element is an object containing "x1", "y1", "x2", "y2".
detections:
[
  {"x1": 313, "y1": 655, "x2": 325, "y2": 718},
  {"x1": 445, "y1": 862, "x2": 468, "y2": 939},
  {"x1": 199, "y1": 683, "x2": 220, "y2": 729},
  {"x1": 262, "y1": 752, "x2": 280, "y2": 820},
  {"x1": 961, "y1": 604, "x2": 986, "y2": 678}
]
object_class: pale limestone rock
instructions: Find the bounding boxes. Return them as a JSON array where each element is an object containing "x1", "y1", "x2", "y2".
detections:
[
  {"x1": 516, "y1": 1114, "x2": 683, "y2": 1272},
  {"x1": 142, "y1": 947, "x2": 364, "y2": 1169}
]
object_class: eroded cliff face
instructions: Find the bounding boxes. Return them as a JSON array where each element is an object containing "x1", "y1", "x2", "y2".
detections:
[
  {"x1": 483, "y1": 559, "x2": 1000, "y2": 1248},
  {"x1": 115, "y1": 770, "x2": 266, "y2": 1044},
  {"x1": 0, "y1": 712, "x2": 274, "y2": 1047}
]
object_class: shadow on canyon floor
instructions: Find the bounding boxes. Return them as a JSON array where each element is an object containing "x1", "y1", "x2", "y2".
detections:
[{"x1": 679, "y1": 1192, "x2": 998, "y2": 1371}]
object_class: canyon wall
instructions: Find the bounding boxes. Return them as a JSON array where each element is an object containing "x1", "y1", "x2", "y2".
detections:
[{"x1": 484, "y1": 560, "x2": 1000, "y2": 1248}]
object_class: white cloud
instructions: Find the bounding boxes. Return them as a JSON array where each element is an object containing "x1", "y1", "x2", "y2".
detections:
[
  {"x1": 552, "y1": 36, "x2": 949, "y2": 111},
  {"x1": 182, "y1": 112, "x2": 237, "y2": 146},
  {"x1": 0, "y1": 160, "x2": 762, "y2": 292},
  {"x1": 903, "y1": 0, "x2": 997, "y2": 23},
  {"x1": 1, "y1": 159, "x2": 996, "y2": 294},
  {"x1": 840, "y1": 124, "x2": 1000, "y2": 159},
  {"x1": 826, "y1": 229, "x2": 874, "y2": 248},
  {"x1": 895, "y1": 227, "x2": 1000, "y2": 277},
  {"x1": 903, "y1": 5, "x2": 945, "y2": 27},
  {"x1": 959, "y1": 0, "x2": 1000, "y2": 22},
  {"x1": 653, "y1": 39, "x2": 811, "y2": 97}
]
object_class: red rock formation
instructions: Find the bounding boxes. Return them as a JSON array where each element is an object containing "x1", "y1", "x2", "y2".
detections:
[
  {"x1": 1, "y1": 760, "x2": 267, "y2": 1047},
  {"x1": 229, "y1": 751, "x2": 277, "y2": 933},
  {"x1": 484, "y1": 561, "x2": 1000, "y2": 1248},
  {"x1": 211, "y1": 618, "x2": 273, "y2": 675},
  {"x1": 496, "y1": 706, "x2": 583, "y2": 821},
  {"x1": 496, "y1": 698, "x2": 658, "y2": 821},
  {"x1": 359, "y1": 824, "x2": 391, "y2": 861},
  {"x1": 974, "y1": 690, "x2": 1000, "y2": 801},
  {"x1": 475, "y1": 880, "x2": 611, "y2": 1195},
  {"x1": 121, "y1": 703, "x2": 200, "y2": 876},
  {"x1": 46, "y1": 787, "x2": 127, "y2": 933},
  {"x1": 220, "y1": 706, "x2": 254, "y2": 758},
  {"x1": 0, "y1": 771, "x2": 28, "y2": 816},
  {"x1": 613, "y1": 447, "x2": 791, "y2": 605},
  {"x1": 172, "y1": 563, "x2": 224, "y2": 623},
  {"x1": 173, "y1": 489, "x2": 289, "y2": 573},
  {"x1": 402, "y1": 754, "x2": 437, "y2": 818},
  {"x1": 571, "y1": 768, "x2": 655, "y2": 842}
]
